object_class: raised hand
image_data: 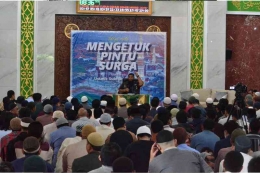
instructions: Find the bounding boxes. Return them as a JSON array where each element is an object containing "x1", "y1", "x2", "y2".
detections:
[{"x1": 150, "y1": 143, "x2": 159, "y2": 162}]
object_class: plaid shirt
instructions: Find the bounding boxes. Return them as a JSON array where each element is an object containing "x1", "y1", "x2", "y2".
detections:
[{"x1": 0, "y1": 131, "x2": 20, "y2": 161}]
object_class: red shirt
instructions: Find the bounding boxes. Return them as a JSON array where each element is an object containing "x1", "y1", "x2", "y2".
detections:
[
  {"x1": 0, "y1": 131, "x2": 21, "y2": 161},
  {"x1": 37, "y1": 111, "x2": 45, "y2": 117},
  {"x1": 185, "y1": 104, "x2": 194, "y2": 113}
]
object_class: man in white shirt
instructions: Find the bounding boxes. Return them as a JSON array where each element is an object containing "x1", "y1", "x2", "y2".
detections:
[
  {"x1": 72, "y1": 108, "x2": 100, "y2": 129},
  {"x1": 157, "y1": 107, "x2": 174, "y2": 133},
  {"x1": 223, "y1": 151, "x2": 243, "y2": 173},
  {"x1": 218, "y1": 105, "x2": 232, "y2": 125},
  {"x1": 100, "y1": 100, "x2": 107, "y2": 113},
  {"x1": 219, "y1": 135, "x2": 253, "y2": 173},
  {"x1": 248, "y1": 156, "x2": 260, "y2": 172},
  {"x1": 253, "y1": 102, "x2": 260, "y2": 118},
  {"x1": 96, "y1": 113, "x2": 115, "y2": 141},
  {"x1": 43, "y1": 111, "x2": 64, "y2": 142}
]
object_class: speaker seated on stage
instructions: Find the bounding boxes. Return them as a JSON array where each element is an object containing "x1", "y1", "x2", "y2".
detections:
[{"x1": 118, "y1": 72, "x2": 144, "y2": 94}]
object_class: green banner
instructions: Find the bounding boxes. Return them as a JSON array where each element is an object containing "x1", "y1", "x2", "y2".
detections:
[
  {"x1": 190, "y1": 1, "x2": 204, "y2": 89},
  {"x1": 20, "y1": 0, "x2": 34, "y2": 98},
  {"x1": 113, "y1": 94, "x2": 150, "y2": 108},
  {"x1": 228, "y1": 1, "x2": 260, "y2": 12}
]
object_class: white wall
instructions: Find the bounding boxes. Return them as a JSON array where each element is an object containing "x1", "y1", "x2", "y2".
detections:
[
  {"x1": 0, "y1": 1, "x2": 18, "y2": 100},
  {"x1": 153, "y1": 2, "x2": 189, "y2": 96},
  {"x1": 205, "y1": 1, "x2": 226, "y2": 89},
  {"x1": 35, "y1": 2, "x2": 78, "y2": 98}
]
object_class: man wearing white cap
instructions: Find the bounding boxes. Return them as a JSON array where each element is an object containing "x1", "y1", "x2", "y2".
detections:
[
  {"x1": 254, "y1": 92, "x2": 260, "y2": 97},
  {"x1": 125, "y1": 126, "x2": 154, "y2": 172},
  {"x1": 43, "y1": 111, "x2": 64, "y2": 143},
  {"x1": 81, "y1": 96, "x2": 92, "y2": 110},
  {"x1": 163, "y1": 97, "x2": 171, "y2": 108},
  {"x1": 170, "y1": 94, "x2": 178, "y2": 108},
  {"x1": 100, "y1": 100, "x2": 107, "y2": 113},
  {"x1": 206, "y1": 98, "x2": 213, "y2": 105},
  {"x1": 192, "y1": 93, "x2": 200, "y2": 100},
  {"x1": 205, "y1": 98, "x2": 216, "y2": 114},
  {"x1": 67, "y1": 96, "x2": 73, "y2": 103},
  {"x1": 96, "y1": 113, "x2": 115, "y2": 141},
  {"x1": 117, "y1": 98, "x2": 128, "y2": 119}
]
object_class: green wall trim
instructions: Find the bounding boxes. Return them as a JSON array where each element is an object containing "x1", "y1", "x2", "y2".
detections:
[
  {"x1": 20, "y1": 0, "x2": 34, "y2": 98},
  {"x1": 190, "y1": 1, "x2": 204, "y2": 89},
  {"x1": 228, "y1": 1, "x2": 260, "y2": 12}
]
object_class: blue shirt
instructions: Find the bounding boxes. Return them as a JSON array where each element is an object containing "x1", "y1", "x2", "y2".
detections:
[
  {"x1": 126, "y1": 117, "x2": 150, "y2": 134},
  {"x1": 213, "y1": 135, "x2": 231, "y2": 157},
  {"x1": 191, "y1": 130, "x2": 220, "y2": 152},
  {"x1": 195, "y1": 106, "x2": 207, "y2": 118},
  {"x1": 12, "y1": 155, "x2": 54, "y2": 172},
  {"x1": 171, "y1": 101, "x2": 178, "y2": 108},
  {"x1": 148, "y1": 108, "x2": 157, "y2": 118},
  {"x1": 49, "y1": 126, "x2": 76, "y2": 167},
  {"x1": 177, "y1": 144, "x2": 200, "y2": 154},
  {"x1": 189, "y1": 118, "x2": 204, "y2": 134},
  {"x1": 71, "y1": 117, "x2": 100, "y2": 129}
]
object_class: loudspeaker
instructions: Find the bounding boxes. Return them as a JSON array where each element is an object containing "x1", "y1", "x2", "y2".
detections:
[{"x1": 226, "y1": 49, "x2": 232, "y2": 60}]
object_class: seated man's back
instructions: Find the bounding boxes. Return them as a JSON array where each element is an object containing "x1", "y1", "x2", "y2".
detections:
[
  {"x1": 149, "y1": 130, "x2": 212, "y2": 173},
  {"x1": 191, "y1": 119, "x2": 220, "y2": 152},
  {"x1": 126, "y1": 106, "x2": 150, "y2": 134},
  {"x1": 149, "y1": 148, "x2": 211, "y2": 173}
]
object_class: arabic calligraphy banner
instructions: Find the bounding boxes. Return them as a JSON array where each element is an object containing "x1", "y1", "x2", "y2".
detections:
[{"x1": 228, "y1": 1, "x2": 260, "y2": 12}]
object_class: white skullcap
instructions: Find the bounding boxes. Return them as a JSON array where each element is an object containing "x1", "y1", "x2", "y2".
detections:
[
  {"x1": 255, "y1": 92, "x2": 260, "y2": 97},
  {"x1": 192, "y1": 93, "x2": 200, "y2": 100},
  {"x1": 101, "y1": 100, "x2": 107, "y2": 107},
  {"x1": 81, "y1": 96, "x2": 88, "y2": 103},
  {"x1": 170, "y1": 94, "x2": 178, "y2": 101},
  {"x1": 67, "y1": 96, "x2": 73, "y2": 102},
  {"x1": 163, "y1": 97, "x2": 171, "y2": 105},
  {"x1": 206, "y1": 98, "x2": 213, "y2": 104}
]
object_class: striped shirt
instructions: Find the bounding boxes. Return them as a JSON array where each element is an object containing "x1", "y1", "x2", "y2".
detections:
[{"x1": 0, "y1": 131, "x2": 21, "y2": 161}]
